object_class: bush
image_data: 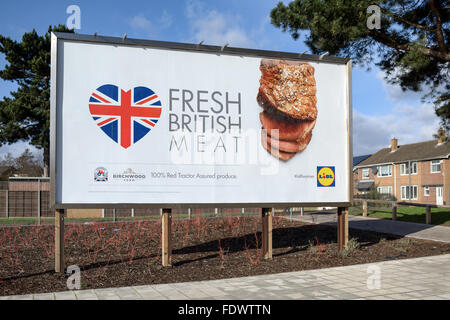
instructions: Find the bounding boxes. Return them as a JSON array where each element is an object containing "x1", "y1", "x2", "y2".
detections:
[
  {"x1": 358, "y1": 184, "x2": 397, "y2": 201},
  {"x1": 338, "y1": 238, "x2": 360, "y2": 257}
]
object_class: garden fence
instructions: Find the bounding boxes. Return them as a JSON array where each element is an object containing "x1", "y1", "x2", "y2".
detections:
[
  {"x1": 0, "y1": 190, "x2": 52, "y2": 218},
  {"x1": 0, "y1": 189, "x2": 280, "y2": 220}
]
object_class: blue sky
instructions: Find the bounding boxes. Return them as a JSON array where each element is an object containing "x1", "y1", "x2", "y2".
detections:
[{"x1": 0, "y1": 0, "x2": 440, "y2": 158}]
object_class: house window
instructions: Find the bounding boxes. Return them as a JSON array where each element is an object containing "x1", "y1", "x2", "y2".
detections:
[
  {"x1": 401, "y1": 185, "x2": 418, "y2": 200},
  {"x1": 424, "y1": 187, "x2": 430, "y2": 197},
  {"x1": 431, "y1": 160, "x2": 441, "y2": 173},
  {"x1": 400, "y1": 162, "x2": 417, "y2": 175},
  {"x1": 362, "y1": 168, "x2": 369, "y2": 179},
  {"x1": 377, "y1": 165, "x2": 392, "y2": 177},
  {"x1": 377, "y1": 186, "x2": 392, "y2": 195}
]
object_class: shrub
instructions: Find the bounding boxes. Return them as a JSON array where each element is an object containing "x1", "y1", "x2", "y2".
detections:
[{"x1": 338, "y1": 237, "x2": 360, "y2": 257}]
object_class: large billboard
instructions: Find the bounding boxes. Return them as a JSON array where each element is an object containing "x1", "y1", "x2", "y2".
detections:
[{"x1": 50, "y1": 32, "x2": 352, "y2": 208}]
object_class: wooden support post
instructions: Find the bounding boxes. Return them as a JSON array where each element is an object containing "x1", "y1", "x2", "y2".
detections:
[
  {"x1": 5, "y1": 190, "x2": 8, "y2": 218},
  {"x1": 426, "y1": 206, "x2": 431, "y2": 225},
  {"x1": 261, "y1": 208, "x2": 273, "y2": 259},
  {"x1": 337, "y1": 207, "x2": 349, "y2": 251},
  {"x1": 161, "y1": 208, "x2": 172, "y2": 267},
  {"x1": 37, "y1": 179, "x2": 41, "y2": 226},
  {"x1": 392, "y1": 202, "x2": 397, "y2": 221},
  {"x1": 362, "y1": 200, "x2": 368, "y2": 217},
  {"x1": 55, "y1": 209, "x2": 65, "y2": 273}
]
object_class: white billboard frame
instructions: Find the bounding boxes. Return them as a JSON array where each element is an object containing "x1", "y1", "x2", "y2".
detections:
[{"x1": 50, "y1": 32, "x2": 353, "y2": 209}]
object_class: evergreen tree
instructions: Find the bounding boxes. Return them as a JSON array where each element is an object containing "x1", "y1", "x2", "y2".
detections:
[
  {"x1": 270, "y1": 0, "x2": 449, "y2": 129},
  {"x1": 0, "y1": 25, "x2": 73, "y2": 176}
]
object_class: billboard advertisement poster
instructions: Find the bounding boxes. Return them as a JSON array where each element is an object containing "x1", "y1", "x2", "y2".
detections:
[{"x1": 50, "y1": 33, "x2": 352, "y2": 207}]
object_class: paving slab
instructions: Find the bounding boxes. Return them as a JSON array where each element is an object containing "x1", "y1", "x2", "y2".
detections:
[
  {"x1": 54, "y1": 291, "x2": 77, "y2": 300},
  {"x1": 3, "y1": 254, "x2": 450, "y2": 300}
]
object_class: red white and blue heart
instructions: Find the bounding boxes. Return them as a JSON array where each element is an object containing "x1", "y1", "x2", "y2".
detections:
[{"x1": 89, "y1": 84, "x2": 162, "y2": 149}]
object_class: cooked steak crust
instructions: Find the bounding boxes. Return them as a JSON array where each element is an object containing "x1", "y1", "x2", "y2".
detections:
[
  {"x1": 257, "y1": 58, "x2": 318, "y2": 161},
  {"x1": 259, "y1": 59, "x2": 317, "y2": 120}
]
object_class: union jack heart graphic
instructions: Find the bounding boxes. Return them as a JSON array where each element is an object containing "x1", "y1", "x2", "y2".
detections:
[{"x1": 89, "y1": 84, "x2": 162, "y2": 149}]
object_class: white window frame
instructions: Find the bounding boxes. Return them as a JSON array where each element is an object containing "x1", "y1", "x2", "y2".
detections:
[
  {"x1": 401, "y1": 185, "x2": 418, "y2": 200},
  {"x1": 424, "y1": 186, "x2": 430, "y2": 197},
  {"x1": 362, "y1": 168, "x2": 369, "y2": 179},
  {"x1": 400, "y1": 162, "x2": 418, "y2": 175},
  {"x1": 431, "y1": 160, "x2": 441, "y2": 173},
  {"x1": 377, "y1": 186, "x2": 392, "y2": 195},
  {"x1": 377, "y1": 165, "x2": 392, "y2": 177}
]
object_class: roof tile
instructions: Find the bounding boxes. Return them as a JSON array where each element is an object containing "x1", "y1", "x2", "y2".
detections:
[{"x1": 356, "y1": 140, "x2": 450, "y2": 167}]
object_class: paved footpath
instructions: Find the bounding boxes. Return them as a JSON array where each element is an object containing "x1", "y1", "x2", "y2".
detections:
[
  {"x1": 2, "y1": 254, "x2": 450, "y2": 300},
  {"x1": 292, "y1": 211, "x2": 450, "y2": 243}
]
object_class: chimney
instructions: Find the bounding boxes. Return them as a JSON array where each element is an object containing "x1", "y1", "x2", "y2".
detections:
[
  {"x1": 438, "y1": 129, "x2": 446, "y2": 144},
  {"x1": 391, "y1": 137, "x2": 398, "y2": 152}
]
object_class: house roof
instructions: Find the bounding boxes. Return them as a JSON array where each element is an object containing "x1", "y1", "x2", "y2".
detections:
[
  {"x1": 356, "y1": 139, "x2": 450, "y2": 168},
  {"x1": 353, "y1": 154, "x2": 371, "y2": 166}
]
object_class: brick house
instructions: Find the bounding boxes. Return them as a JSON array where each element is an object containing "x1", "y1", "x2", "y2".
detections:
[{"x1": 353, "y1": 134, "x2": 450, "y2": 205}]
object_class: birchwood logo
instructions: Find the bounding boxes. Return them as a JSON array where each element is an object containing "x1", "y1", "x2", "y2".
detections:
[
  {"x1": 94, "y1": 167, "x2": 108, "y2": 181},
  {"x1": 112, "y1": 168, "x2": 146, "y2": 182}
]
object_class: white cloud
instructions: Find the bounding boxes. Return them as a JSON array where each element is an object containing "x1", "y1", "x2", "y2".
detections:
[
  {"x1": 129, "y1": 15, "x2": 152, "y2": 31},
  {"x1": 160, "y1": 10, "x2": 173, "y2": 29},
  {"x1": 0, "y1": 141, "x2": 42, "y2": 160},
  {"x1": 185, "y1": 0, "x2": 252, "y2": 47},
  {"x1": 129, "y1": 11, "x2": 174, "y2": 36},
  {"x1": 353, "y1": 102, "x2": 440, "y2": 156},
  {"x1": 376, "y1": 71, "x2": 423, "y2": 103},
  {"x1": 353, "y1": 70, "x2": 441, "y2": 156}
]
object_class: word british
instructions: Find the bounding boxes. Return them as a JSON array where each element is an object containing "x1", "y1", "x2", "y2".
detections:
[{"x1": 168, "y1": 89, "x2": 243, "y2": 154}]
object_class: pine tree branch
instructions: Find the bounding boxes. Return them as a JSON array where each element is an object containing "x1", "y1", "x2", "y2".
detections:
[
  {"x1": 369, "y1": 30, "x2": 450, "y2": 61},
  {"x1": 380, "y1": 8, "x2": 434, "y2": 32},
  {"x1": 429, "y1": 0, "x2": 447, "y2": 55}
]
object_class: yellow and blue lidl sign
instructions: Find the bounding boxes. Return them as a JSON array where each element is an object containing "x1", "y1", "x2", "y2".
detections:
[{"x1": 317, "y1": 166, "x2": 335, "y2": 187}]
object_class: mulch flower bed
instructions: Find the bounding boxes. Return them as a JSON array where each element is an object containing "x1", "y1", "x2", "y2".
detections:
[{"x1": 1, "y1": 215, "x2": 450, "y2": 296}]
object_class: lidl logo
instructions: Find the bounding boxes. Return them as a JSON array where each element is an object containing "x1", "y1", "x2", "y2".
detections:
[{"x1": 317, "y1": 166, "x2": 335, "y2": 187}]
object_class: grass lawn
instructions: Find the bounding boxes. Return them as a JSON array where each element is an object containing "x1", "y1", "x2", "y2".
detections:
[
  {"x1": 349, "y1": 205, "x2": 450, "y2": 227},
  {"x1": 0, "y1": 212, "x2": 261, "y2": 226}
]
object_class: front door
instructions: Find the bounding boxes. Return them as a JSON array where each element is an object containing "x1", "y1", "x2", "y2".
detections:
[{"x1": 436, "y1": 187, "x2": 443, "y2": 205}]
